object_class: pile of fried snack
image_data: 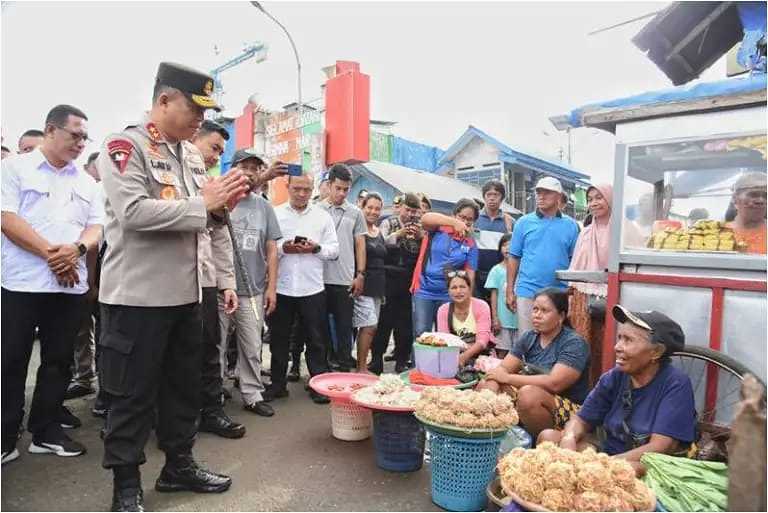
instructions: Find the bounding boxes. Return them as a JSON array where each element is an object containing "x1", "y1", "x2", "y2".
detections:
[
  {"x1": 498, "y1": 442, "x2": 653, "y2": 512},
  {"x1": 353, "y1": 374, "x2": 421, "y2": 409},
  {"x1": 649, "y1": 220, "x2": 746, "y2": 252},
  {"x1": 415, "y1": 387, "x2": 518, "y2": 430}
]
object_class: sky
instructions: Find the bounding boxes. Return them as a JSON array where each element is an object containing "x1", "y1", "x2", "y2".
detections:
[{"x1": 1, "y1": 0, "x2": 728, "y2": 184}]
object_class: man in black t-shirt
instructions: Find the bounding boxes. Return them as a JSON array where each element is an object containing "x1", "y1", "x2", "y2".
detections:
[{"x1": 369, "y1": 192, "x2": 423, "y2": 374}]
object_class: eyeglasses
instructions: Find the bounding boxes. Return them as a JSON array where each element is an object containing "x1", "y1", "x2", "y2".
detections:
[
  {"x1": 446, "y1": 270, "x2": 469, "y2": 279},
  {"x1": 56, "y1": 126, "x2": 92, "y2": 144}
]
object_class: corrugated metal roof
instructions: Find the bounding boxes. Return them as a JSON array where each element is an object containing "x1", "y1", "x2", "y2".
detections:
[{"x1": 352, "y1": 161, "x2": 522, "y2": 214}]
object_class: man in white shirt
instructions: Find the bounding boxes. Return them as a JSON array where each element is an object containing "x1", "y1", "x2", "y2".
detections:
[
  {"x1": 1, "y1": 105, "x2": 104, "y2": 464},
  {"x1": 267, "y1": 173, "x2": 338, "y2": 404}
]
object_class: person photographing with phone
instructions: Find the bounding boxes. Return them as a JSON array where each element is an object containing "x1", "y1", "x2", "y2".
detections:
[
  {"x1": 267, "y1": 173, "x2": 339, "y2": 404},
  {"x1": 217, "y1": 150, "x2": 287, "y2": 418}
]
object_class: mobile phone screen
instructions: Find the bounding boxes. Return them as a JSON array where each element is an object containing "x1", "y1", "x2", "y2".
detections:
[{"x1": 286, "y1": 164, "x2": 303, "y2": 176}]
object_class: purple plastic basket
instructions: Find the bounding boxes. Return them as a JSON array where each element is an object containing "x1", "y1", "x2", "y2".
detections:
[{"x1": 413, "y1": 343, "x2": 459, "y2": 379}]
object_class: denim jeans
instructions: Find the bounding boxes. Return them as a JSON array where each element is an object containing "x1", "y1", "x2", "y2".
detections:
[{"x1": 412, "y1": 295, "x2": 446, "y2": 339}]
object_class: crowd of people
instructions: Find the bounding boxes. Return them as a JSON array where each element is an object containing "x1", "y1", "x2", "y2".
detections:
[{"x1": 1, "y1": 60, "x2": 764, "y2": 512}]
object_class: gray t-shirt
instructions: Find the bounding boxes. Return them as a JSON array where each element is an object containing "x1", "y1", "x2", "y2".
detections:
[
  {"x1": 321, "y1": 200, "x2": 366, "y2": 286},
  {"x1": 230, "y1": 193, "x2": 282, "y2": 295}
]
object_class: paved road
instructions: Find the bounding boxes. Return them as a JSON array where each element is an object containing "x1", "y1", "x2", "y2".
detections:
[{"x1": 1, "y1": 344, "x2": 443, "y2": 512}]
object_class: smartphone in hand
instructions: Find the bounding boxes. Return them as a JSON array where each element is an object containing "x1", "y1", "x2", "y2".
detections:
[
  {"x1": 286, "y1": 164, "x2": 303, "y2": 176},
  {"x1": 294, "y1": 235, "x2": 308, "y2": 244}
]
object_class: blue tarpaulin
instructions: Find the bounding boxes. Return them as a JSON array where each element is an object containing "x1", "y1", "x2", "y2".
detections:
[
  {"x1": 391, "y1": 136, "x2": 444, "y2": 173},
  {"x1": 566, "y1": 73, "x2": 767, "y2": 128}
]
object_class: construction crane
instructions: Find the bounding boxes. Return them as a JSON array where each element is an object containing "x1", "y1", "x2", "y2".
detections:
[{"x1": 209, "y1": 42, "x2": 269, "y2": 111}]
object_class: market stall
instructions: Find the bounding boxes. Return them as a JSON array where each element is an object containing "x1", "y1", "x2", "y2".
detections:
[{"x1": 553, "y1": 73, "x2": 766, "y2": 430}]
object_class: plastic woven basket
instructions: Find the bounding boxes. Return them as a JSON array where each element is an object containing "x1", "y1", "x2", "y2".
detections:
[
  {"x1": 372, "y1": 412, "x2": 425, "y2": 472},
  {"x1": 330, "y1": 400, "x2": 372, "y2": 441},
  {"x1": 427, "y1": 428, "x2": 504, "y2": 512}
]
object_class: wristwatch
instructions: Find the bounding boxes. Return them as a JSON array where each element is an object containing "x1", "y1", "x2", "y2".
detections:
[
  {"x1": 312, "y1": 244, "x2": 321, "y2": 254},
  {"x1": 356, "y1": 270, "x2": 366, "y2": 277},
  {"x1": 75, "y1": 242, "x2": 87, "y2": 256}
]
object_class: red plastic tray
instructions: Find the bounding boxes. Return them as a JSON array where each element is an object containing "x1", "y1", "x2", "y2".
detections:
[
  {"x1": 350, "y1": 384, "x2": 424, "y2": 412},
  {"x1": 308, "y1": 372, "x2": 380, "y2": 401}
]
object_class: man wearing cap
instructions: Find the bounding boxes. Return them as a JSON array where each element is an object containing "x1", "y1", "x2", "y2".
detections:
[
  {"x1": 97, "y1": 62, "x2": 249, "y2": 511},
  {"x1": 540, "y1": 305, "x2": 697, "y2": 472},
  {"x1": 727, "y1": 172, "x2": 766, "y2": 254},
  {"x1": 371, "y1": 192, "x2": 424, "y2": 373},
  {"x1": 187, "y1": 120, "x2": 246, "y2": 440},
  {"x1": 505, "y1": 176, "x2": 579, "y2": 333},
  {"x1": 218, "y1": 149, "x2": 285, "y2": 417}
]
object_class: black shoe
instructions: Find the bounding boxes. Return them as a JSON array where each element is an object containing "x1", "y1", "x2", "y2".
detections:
[
  {"x1": 260, "y1": 368, "x2": 271, "y2": 377},
  {"x1": 59, "y1": 405, "x2": 82, "y2": 429},
  {"x1": 155, "y1": 457, "x2": 231, "y2": 493},
  {"x1": 262, "y1": 387, "x2": 289, "y2": 402},
  {"x1": 65, "y1": 382, "x2": 96, "y2": 401},
  {"x1": 199, "y1": 411, "x2": 246, "y2": 439},
  {"x1": 329, "y1": 360, "x2": 351, "y2": 372},
  {"x1": 222, "y1": 388, "x2": 232, "y2": 400},
  {"x1": 286, "y1": 365, "x2": 300, "y2": 382},
  {"x1": 308, "y1": 390, "x2": 330, "y2": 405},
  {"x1": 112, "y1": 485, "x2": 144, "y2": 512},
  {"x1": 384, "y1": 352, "x2": 396, "y2": 362},
  {"x1": 100, "y1": 427, "x2": 106, "y2": 440},
  {"x1": 28, "y1": 430, "x2": 86, "y2": 457},
  {"x1": 92, "y1": 406, "x2": 108, "y2": 419},
  {"x1": 2, "y1": 447, "x2": 19, "y2": 465},
  {"x1": 243, "y1": 401, "x2": 274, "y2": 417}
]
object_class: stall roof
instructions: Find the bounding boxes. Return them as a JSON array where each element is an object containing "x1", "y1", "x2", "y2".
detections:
[
  {"x1": 632, "y1": 2, "x2": 745, "y2": 86},
  {"x1": 352, "y1": 160, "x2": 522, "y2": 215},
  {"x1": 551, "y1": 73, "x2": 767, "y2": 133},
  {"x1": 439, "y1": 125, "x2": 590, "y2": 185}
]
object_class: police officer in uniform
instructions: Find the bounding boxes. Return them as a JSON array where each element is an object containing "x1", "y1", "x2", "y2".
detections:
[{"x1": 97, "y1": 62, "x2": 249, "y2": 512}]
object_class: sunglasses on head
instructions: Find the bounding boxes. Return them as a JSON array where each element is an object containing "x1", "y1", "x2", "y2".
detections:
[{"x1": 446, "y1": 270, "x2": 468, "y2": 279}]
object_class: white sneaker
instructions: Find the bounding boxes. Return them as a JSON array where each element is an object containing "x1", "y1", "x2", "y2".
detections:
[
  {"x1": 28, "y1": 432, "x2": 86, "y2": 457},
  {"x1": 2, "y1": 448, "x2": 20, "y2": 465}
]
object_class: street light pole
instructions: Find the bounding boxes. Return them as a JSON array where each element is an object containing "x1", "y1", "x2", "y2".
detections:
[{"x1": 250, "y1": 1, "x2": 303, "y2": 149}]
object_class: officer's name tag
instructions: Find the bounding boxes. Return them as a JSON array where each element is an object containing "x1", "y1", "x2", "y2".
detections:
[{"x1": 150, "y1": 160, "x2": 173, "y2": 172}]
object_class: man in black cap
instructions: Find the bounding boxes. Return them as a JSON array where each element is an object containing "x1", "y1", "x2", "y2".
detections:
[
  {"x1": 97, "y1": 62, "x2": 249, "y2": 511},
  {"x1": 218, "y1": 150, "x2": 286, "y2": 416}
]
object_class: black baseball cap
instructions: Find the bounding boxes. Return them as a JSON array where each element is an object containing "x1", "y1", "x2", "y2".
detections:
[
  {"x1": 612, "y1": 305, "x2": 685, "y2": 355},
  {"x1": 156, "y1": 62, "x2": 221, "y2": 111},
  {"x1": 231, "y1": 149, "x2": 265, "y2": 167}
]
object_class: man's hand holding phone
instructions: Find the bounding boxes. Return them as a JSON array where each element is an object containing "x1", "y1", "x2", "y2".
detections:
[{"x1": 283, "y1": 236, "x2": 318, "y2": 254}]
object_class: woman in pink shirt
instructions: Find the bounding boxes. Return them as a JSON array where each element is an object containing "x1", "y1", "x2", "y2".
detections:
[{"x1": 436, "y1": 271, "x2": 494, "y2": 366}]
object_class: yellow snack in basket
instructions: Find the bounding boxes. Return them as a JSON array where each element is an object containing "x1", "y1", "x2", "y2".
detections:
[{"x1": 498, "y1": 443, "x2": 652, "y2": 512}]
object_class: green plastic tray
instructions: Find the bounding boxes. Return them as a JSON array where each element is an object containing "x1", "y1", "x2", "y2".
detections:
[{"x1": 414, "y1": 413, "x2": 510, "y2": 439}]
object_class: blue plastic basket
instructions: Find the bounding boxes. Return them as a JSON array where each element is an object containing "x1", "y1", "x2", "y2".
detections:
[
  {"x1": 372, "y1": 412, "x2": 425, "y2": 472},
  {"x1": 427, "y1": 429, "x2": 504, "y2": 512}
]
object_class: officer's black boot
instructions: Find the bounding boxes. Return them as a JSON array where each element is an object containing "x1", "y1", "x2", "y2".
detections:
[
  {"x1": 155, "y1": 453, "x2": 231, "y2": 493},
  {"x1": 112, "y1": 466, "x2": 144, "y2": 512},
  {"x1": 199, "y1": 410, "x2": 246, "y2": 439}
]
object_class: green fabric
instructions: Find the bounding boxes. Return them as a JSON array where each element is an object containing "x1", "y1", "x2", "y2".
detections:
[{"x1": 641, "y1": 453, "x2": 728, "y2": 512}]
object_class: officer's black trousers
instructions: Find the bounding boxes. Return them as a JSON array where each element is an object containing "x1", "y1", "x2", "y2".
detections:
[
  {"x1": 267, "y1": 292, "x2": 330, "y2": 391},
  {"x1": 371, "y1": 290, "x2": 413, "y2": 369},
  {"x1": 100, "y1": 302, "x2": 202, "y2": 469},
  {"x1": 1, "y1": 288, "x2": 85, "y2": 449},
  {"x1": 200, "y1": 287, "x2": 224, "y2": 414}
]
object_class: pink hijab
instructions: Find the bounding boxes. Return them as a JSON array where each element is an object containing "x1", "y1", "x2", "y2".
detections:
[{"x1": 570, "y1": 184, "x2": 613, "y2": 272}]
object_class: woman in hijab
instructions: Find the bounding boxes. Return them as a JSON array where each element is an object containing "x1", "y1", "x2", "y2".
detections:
[{"x1": 569, "y1": 184, "x2": 612, "y2": 297}]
